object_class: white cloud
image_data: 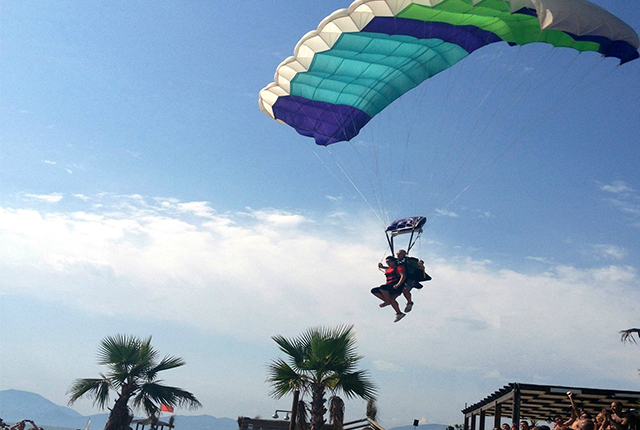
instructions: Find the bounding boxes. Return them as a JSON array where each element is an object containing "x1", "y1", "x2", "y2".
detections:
[
  {"x1": 44, "y1": 160, "x2": 57, "y2": 165},
  {"x1": 587, "y1": 244, "x2": 628, "y2": 260},
  {"x1": 526, "y1": 256, "x2": 554, "y2": 264},
  {"x1": 23, "y1": 193, "x2": 63, "y2": 203},
  {"x1": 475, "y1": 210, "x2": 493, "y2": 219},
  {"x1": 435, "y1": 208, "x2": 458, "y2": 218},
  {"x1": 600, "y1": 180, "x2": 635, "y2": 194},
  {"x1": 1, "y1": 195, "x2": 639, "y2": 425},
  {"x1": 599, "y1": 181, "x2": 640, "y2": 226},
  {"x1": 373, "y1": 360, "x2": 404, "y2": 373}
]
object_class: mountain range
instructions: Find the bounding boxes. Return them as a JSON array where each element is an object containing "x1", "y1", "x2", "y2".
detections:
[
  {"x1": 0, "y1": 390, "x2": 447, "y2": 430},
  {"x1": 0, "y1": 390, "x2": 237, "y2": 430}
]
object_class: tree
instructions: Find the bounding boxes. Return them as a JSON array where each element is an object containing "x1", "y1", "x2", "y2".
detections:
[
  {"x1": 267, "y1": 325, "x2": 377, "y2": 430},
  {"x1": 68, "y1": 335, "x2": 201, "y2": 430}
]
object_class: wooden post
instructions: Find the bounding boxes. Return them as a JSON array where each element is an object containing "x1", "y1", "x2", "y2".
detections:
[
  {"x1": 289, "y1": 389, "x2": 300, "y2": 430},
  {"x1": 494, "y1": 402, "x2": 502, "y2": 430},
  {"x1": 511, "y1": 386, "x2": 521, "y2": 427},
  {"x1": 471, "y1": 414, "x2": 477, "y2": 430},
  {"x1": 479, "y1": 410, "x2": 486, "y2": 430}
]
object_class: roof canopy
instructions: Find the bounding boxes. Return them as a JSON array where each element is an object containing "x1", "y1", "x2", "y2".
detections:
[{"x1": 462, "y1": 383, "x2": 640, "y2": 424}]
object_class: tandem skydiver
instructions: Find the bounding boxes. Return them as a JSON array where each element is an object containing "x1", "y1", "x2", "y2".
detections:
[{"x1": 372, "y1": 250, "x2": 431, "y2": 322}]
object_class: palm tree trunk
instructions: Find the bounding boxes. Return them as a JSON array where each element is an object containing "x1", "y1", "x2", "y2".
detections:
[
  {"x1": 310, "y1": 383, "x2": 327, "y2": 430},
  {"x1": 104, "y1": 388, "x2": 134, "y2": 430}
]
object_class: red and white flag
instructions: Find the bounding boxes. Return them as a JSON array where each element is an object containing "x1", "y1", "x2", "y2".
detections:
[{"x1": 161, "y1": 404, "x2": 174, "y2": 413}]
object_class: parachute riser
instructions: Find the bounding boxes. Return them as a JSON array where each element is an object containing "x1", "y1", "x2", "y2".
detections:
[{"x1": 385, "y1": 216, "x2": 427, "y2": 256}]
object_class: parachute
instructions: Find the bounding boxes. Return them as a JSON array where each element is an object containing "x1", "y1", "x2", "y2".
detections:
[
  {"x1": 385, "y1": 216, "x2": 426, "y2": 254},
  {"x1": 259, "y1": 0, "x2": 639, "y2": 146}
]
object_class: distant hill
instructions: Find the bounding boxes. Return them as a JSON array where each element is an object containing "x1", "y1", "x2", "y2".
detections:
[
  {"x1": 0, "y1": 389, "x2": 92, "y2": 428},
  {"x1": 0, "y1": 390, "x2": 445, "y2": 430},
  {"x1": 0, "y1": 390, "x2": 237, "y2": 430}
]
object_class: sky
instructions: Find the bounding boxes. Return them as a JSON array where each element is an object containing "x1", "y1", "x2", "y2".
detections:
[{"x1": 1, "y1": 0, "x2": 640, "y2": 427}]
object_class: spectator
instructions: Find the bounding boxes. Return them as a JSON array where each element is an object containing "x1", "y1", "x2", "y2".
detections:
[
  {"x1": 554, "y1": 415, "x2": 571, "y2": 430},
  {"x1": 607, "y1": 402, "x2": 629, "y2": 430}
]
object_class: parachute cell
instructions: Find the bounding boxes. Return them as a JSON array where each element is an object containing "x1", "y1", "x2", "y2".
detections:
[{"x1": 259, "y1": 0, "x2": 639, "y2": 145}]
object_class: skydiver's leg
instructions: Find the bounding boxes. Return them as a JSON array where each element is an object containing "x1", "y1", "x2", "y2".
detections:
[
  {"x1": 389, "y1": 297, "x2": 401, "y2": 314},
  {"x1": 402, "y1": 286, "x2": 412, "y2": 304},
  {"x1": 381, "y1": 288, "x2": 402, "y2": 314},
  {"x1": 379, "y1": 289, "x2": 393, "y2": 307},
  {"x1": 371, "y1": 286, "x2": 390, "y2": 307}
]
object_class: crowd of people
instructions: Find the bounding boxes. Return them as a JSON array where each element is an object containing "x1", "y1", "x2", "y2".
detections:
[
  {"x1": 0, "y1": 420, "x2": 44, "y2": 430},
  {"x1": 493, "y1": 392, "x2": 632, "y2": 430}
]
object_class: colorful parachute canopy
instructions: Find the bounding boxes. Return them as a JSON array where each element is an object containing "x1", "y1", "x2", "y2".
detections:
[{"x1": 259, "y1": 0, "x2": 639, "y2": 146}]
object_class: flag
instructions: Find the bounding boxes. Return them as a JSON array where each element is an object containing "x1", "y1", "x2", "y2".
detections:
[{"x1": 161, "y1": 404, "x2": 174, "y2": 413}]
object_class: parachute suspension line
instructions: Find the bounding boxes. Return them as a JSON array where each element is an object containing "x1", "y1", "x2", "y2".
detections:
[
  {"x1": 429, "y1": 41, "x2": 514, "y2": 214},
  {"x1": 427, "y1": 53, "x2": 611, "y2": 227},
  {"x1": 326, "y1": 146, "x2": 386, "y2": 226},
  {"x1": 431, "y1": 41, "x2": 570, "y2": 215},
  {"x1": 425, "y1": 51, "x2": 471, "y2": 213},
  {"x1": 324, "y1": 41, "x2": 441, "y2": 223},
  {"x1": 345, "y1": 139, "x2": 390, "y2": 224},
  {"x1": 427, "y1": 43, "x2": 523, "y2": 214},
  {"x1": 269, "y1": 55, "x2": 394, "y2": 225},
  {"x1": 310, "y1": 148, "x2": 354, "y2": 196},
  {"x1": 507, "y1": 53, "x2": 609, "y2": 149}
]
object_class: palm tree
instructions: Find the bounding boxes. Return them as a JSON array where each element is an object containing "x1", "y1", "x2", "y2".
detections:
[
  {"x1": 620, "y1": 328, "x2": 640, "y2": 344},
  {"x1": 68, "y1": 335, "x2": 201, "y2": 430},
  {"x1": 267, "y1": 325, "x2": 377, "y2": 430}
]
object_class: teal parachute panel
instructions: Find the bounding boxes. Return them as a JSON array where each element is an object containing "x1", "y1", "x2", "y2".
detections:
[{"x1": 259, "y1": 0, "x2": 639, "y2": 145}]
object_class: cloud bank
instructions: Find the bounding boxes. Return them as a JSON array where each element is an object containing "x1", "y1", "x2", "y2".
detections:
[{"x1": 1, "y1": 193, "x2": 639, "y2": 425}]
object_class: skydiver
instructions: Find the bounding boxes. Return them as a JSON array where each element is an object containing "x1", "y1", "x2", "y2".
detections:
[
  {"x1": 395, "y1": 249, "x2": 431, "y2": 313},
  {"x1": 371, "y1": 256, "x2": 406, "y2": 322}
]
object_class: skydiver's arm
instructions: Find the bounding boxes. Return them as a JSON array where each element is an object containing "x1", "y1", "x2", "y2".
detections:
[
  {"x1": 395, "y1": 268, "x2": 406, "y2": 289},
  {"x1": 378, "y1": 262, "x2": 388, "y2": 270}
]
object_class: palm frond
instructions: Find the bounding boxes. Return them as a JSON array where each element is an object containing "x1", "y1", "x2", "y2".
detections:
[
  {"x1": 620, "y1": 328, "x2": 640, "y2": 344},
  {"x1": 272, "y1": 334, "x2": 306, "y2": 369},
  {"x1": 267, "y1": 359, "x2": 306, "y2": 398},
  {"x1": 133, "y1": 394, "x2": 158, "y2": 418},
  {"x1": 268, "y1": 325, "x2": 374, "y2": 430},
  {"x1": 97, "y1": 335, "x2": 144, "y2": 366},
  {"x1": 70, "y1": 334, "x2": 201, "y2": 426},
  {"x1": 68, "y1": 376, "x2": 112, "y2": 409},
  {"x1": 328, "y1": 370, "x2": 377, "y2": 401},
  {"x1": 146, "y1": 356, "x2": 186, "y2": 381},
  {"x1": 135, "y1": 382, "x2": 202, "y2": 412}
]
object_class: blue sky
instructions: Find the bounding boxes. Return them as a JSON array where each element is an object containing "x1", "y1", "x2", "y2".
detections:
[{"x1": 1, "y1": 0, "x2": 639, "y2": 427}]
